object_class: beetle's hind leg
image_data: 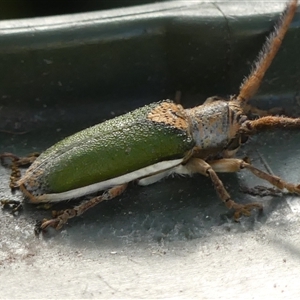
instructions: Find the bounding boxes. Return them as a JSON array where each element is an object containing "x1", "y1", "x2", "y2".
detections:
[
  {"x1": 178, "y1": 158, "x2": 263, "y2": 220},
  {"x1": 0, "y1": 152, "x2": 40, "y2": 190},
  {"x1": 39, "y1": 183, "x2": 128, "y2": 231},
  {"x1": 1, "y1": 152, "x2": 40, "y2": 212},
  {"x1": 0, "y1": 152, "x2": 39, "y2": 167}
]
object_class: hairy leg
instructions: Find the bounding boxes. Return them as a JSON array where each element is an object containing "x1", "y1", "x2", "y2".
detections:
[
  {"x1": 39, "y1": 183, "x2": 128, "y2": 231},
  {"x1": 181, "y1": 158, "x2": 262, "y2": 219},
  {"x1": 243, "y1": 104, "x2": 283, "y2": 117},
  {"x1": 209, "y1": 157, "x2": 300, "y2": 194},
  {"x1": 240, "y1": 116, "x2": 300, "y2": 134},
  {"x1": 0, "y1": 152, "x2": 39, "y2": 189}
]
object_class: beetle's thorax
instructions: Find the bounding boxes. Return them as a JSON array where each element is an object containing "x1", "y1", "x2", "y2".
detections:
[{"x1": 185, "y1": 100, "x2": 245, "y2": 154}]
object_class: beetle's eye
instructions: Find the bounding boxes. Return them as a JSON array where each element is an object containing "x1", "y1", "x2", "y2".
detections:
[
  {"x1": 226, "y1": 137, "x2": 241, "y2": 151},
  {"x1": 241, "y1": 134, "x2": 249, "y2": 144}
]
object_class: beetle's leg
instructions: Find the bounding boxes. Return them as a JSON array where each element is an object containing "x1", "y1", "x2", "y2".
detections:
[
  {"x1": 16, "y1": 152, "x2": 40, "y2": 166},
  {"x1": 40, "y1": 183, "x2": 128, "y2": 230},
  {"x1": 1, "y1": 199, "x2": 23, "y2": 213},
  {"x1": 243, "y1": 104, "x2": 284, "y2": 117},
  {"x1": 1, "y1": 153, "x2": 24, "y2": 189},
  {"x1": 9, "y1": 160, "x2": 22, "y2": 190},
  {"x1": 0, "y1": 152, "x2": 39, "y2": 167},
  {"x1": 240, "y1": 185, "x2": 282, "y2": 197},
  {"x1": 208, "y1": 158, "x2": 300, "y2": 194},
  {"x1": 9, "y1": 154, "x2": 40, "y2": 189},
  {"x1": 0, "y1": 152, "x2": 39, "y2": 190},
  {"x1": 181, "y1": 158, "x2": 262, "y2": 220},
  {"x1": 240, "y1": 116, "x2": 300, "y2": 134}
]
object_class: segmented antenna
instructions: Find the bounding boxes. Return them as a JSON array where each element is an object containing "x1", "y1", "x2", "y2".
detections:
[{"x1": 237, "y1": 0, "x2": 297, "y2": 103}]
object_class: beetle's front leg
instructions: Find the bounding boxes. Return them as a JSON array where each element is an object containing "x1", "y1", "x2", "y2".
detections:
[
  {"x1": 240, "y1": 116, "x2": 300, "y2": 134},
  {"x1": 40, "y1": 183, "x2": 128, "y2": 231},
  {"x1": 181, "y1": 158, "x2": 262, "y2": 220},
  {"x1": 208, "y1": 158, "x2": 300, "y2": 195},
  {"x1": 243, "y1": 104, "x2": 284, "y2": 117}
]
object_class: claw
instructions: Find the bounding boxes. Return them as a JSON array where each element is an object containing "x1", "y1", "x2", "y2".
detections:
[
  {"x1": 1, "y1": 199, "x2": 23, "y2": 214},
  {"x1": 34, "y1": 220, "x2": 44, "y2": 237},
  {"x1": 232, "y1": 202, "x2": 263, "y2": 221},
  {"x1": 40, "y1": 218, "x2": 60, "y2": 230},
  {"x1": 34, "y1": 218, "x2": 61, "y2": 236},
  {"x1": 39, "y1": 209, "x2": 73, "y2": 231},
  {"x1": 226, "y1": 199, "x2": 263, "y2": 220}
]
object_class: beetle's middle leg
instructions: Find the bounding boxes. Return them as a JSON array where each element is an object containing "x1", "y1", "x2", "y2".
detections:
[
  {"x1": 179, "y1": 158, "x2": 262, "y2": 220},
  {"x1": 40, "y1": 183, "x2": 128, "y2": 230}
]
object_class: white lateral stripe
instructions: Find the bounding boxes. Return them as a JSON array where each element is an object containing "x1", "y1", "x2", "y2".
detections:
[
  {"x1": 137, "y1": 163, "x2": 192, "y2": 186},
  {"x1": 138, "y1": 169, "x2": 174, "y2": 186},
  {"x1": 37, "y1": 158, "x2": 183, "y2": 202}
]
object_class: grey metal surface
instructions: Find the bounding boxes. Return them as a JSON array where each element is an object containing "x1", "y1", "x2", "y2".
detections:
[
  {"x1": 1, "y1": 1, "x2": 300, "y2": 299},
  {"x1": 2, "y1": 103, "x2": 300, "y2": 299},
  {"x1": 1, "y1": 128, "x2": 300, "y2": 298}
]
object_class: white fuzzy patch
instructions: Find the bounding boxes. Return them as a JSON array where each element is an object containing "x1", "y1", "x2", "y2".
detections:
[{"x1": 138, "y1": 163, "x2": 192, "y2": 186}]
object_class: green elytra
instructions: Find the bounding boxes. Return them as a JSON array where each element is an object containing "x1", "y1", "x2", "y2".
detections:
[{"x1": 21, "y1": 101, "x2": 195, "y2": 195}]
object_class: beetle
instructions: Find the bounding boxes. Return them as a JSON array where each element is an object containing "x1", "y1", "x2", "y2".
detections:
[{"x1": 1, "y1": 0, "x2": 300, "y2": 232}]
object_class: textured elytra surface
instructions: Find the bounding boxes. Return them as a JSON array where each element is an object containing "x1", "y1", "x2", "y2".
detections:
[{"x1": 20, "y1": 100, "x2": 195, "y2": 195}]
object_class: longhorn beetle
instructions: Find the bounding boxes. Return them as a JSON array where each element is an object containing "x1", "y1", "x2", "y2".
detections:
[{"x1": 1, "y1": 0, "x2": 300, "y2": 232}]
